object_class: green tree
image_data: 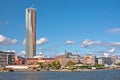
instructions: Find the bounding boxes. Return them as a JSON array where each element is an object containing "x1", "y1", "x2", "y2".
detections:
[
  {"x1": 56, "y1": 61, "x2": 61, "y2": 69},
  {"x1": 0, "y1": 65, "x2": 3, "y2": 71},
  {"x1": 51, "y1": 61, "x2": 56, "y2": 69},
  {"x1": 66, "y1": 61, "x2": 75, "y2": 67},
  {"x1": 94, "y1": 63, "x2": 104, "y2": 69},
  {"x1": 37, "y1": 62, "x2": 44, "y2": 70},
  {"x1": 48, "y1": 64, "x2": 51, "y2": 68},
  {"x1": 81, "y1": 64, "x2": 86, "y2": 69},
  {"x1": 116, "y1": 62, "x2": 120, "y2": 65},
  {"x1": 51, "y1": 61, "x2": 61, "y2": 69},
  {"x1": 66, "y1": 61, "x2": 75, "y2": 71},
  {"x1": 46, "y1": 64, "x2": 51, "y2": 71}
]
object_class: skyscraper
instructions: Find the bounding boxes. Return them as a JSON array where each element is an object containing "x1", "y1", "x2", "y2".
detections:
[{"x1": 25, "y1": 7, "x2": 36, "y2": 58}]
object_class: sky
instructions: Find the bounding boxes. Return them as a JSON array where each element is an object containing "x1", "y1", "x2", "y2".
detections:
[{"x1": 0, "y1": 0, "x2": 120, "y2": 57}]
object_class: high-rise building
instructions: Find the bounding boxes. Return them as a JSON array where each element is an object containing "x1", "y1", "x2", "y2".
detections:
[{"x1": 25, "y1": 7, "x2": 36, "y2": 58}]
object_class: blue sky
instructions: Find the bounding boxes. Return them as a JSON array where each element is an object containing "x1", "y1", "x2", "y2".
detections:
[{"x1": 0, "y1": 0, "x2": 120, "y2": 57}]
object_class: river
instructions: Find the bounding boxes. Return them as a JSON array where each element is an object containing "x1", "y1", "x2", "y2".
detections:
[{"x1": 0, "y1": 69, "x2": 120, "y2": 80}]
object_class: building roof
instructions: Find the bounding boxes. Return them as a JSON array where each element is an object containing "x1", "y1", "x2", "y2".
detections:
[{"x1": 0, "y1": 51, "x2": 15, "y2": 55}]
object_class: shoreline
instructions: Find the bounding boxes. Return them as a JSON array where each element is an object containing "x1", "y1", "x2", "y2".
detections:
[{"x1": 0, "y1": 68, "x2": 119, "y2": 73}]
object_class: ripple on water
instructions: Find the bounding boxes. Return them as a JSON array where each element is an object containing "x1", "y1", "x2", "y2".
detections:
[{"x1": 0, "y1": 70, "x2": 120, "y2": 80}]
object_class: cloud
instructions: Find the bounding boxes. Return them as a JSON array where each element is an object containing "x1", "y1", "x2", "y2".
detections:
[
  {"x1": 110, "y1": 42, "x2": 120, "y2": 47},
  {"x1": 34, "y1": 52, "x2": 50, "y2": 58},
  {"x1": 81, "y1": 39, "x2": 120, "y2": 48},
  {"x1": 4, "y1": 50, "x2": 16, "y2": 53},
  {"x1": 81, "y1": 39, "x2": 101, "y2": 48},
  {"x1": 0, "y1": 20, "x2": 9, "y2": 25},
  {"x1": 21, "y1": 51, "x2": 25, "y2": 54},
  {"x1": 107, "y1": 28, "x2": 120, "y2": 34},
  {"x1": 22, "y1": 39, "x2": 25, "y2": 45},
  {"x1": 0, "y1": 34, "x2": 18, "y2": 45},
  {"x1": 104, "y1": 48, "x2": 116, "y2": 57},
  {"x1": 66, "y1": 40, "x2": 76, "y2": 45},
  {"x1": 92, "y1": 48, "x2": 116, "y2": 53},
  {"x1": 108, "y1": 48, "x2": 115, "y2": 53},
  {"x1": 23, "y1": 37, "x2": 49, "y2": 45},
  {"x1": 34, "y1": 52, "x2": 45, "y2": 58},
  {"x1": 17, "y1": 51, "x2": 25, "y2": 57},
  {"x1": 36, "y1": 37, "x2": 49, "y2": 45},
  {"x1": 4, "y1": 21, "x2": 9, "y2": 24}
]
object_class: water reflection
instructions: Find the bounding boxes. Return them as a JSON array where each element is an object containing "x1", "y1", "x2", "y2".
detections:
[{"x1": 24, "y1": 72, "x2": 37, "y2": 80}]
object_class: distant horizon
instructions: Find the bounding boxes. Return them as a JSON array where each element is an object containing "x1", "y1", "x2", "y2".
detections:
[{"x1": 0, "y1": 0, "x2": 120, "y2": 57}]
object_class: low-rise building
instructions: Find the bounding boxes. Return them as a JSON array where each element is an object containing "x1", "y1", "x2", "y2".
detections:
[
  {"x1": 0, "y1": 51, "x2": 15, "y2": 66},
  {"x1": 26, "y1": 57, "x2": 54, "y2": 65},
  {"x1": 115, "y1": 56, "x2": 120, "y2": 64},
  {"x1": 97, "y1": 57, "x2": 113, "y2": 66},
  {"x1": 55, "y1": 52, "x2": 81, "y2": 67},
  {"x1": 15, "y1": 56, "x2": 26, "y2": 65},
  {"x1": 98, "y1": 58, "x2": 103, "y2": 64}
]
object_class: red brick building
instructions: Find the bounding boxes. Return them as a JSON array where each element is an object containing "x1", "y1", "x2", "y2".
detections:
[
  {"x1": 84, "y1": 54, "x2": 95, "y2": 65},
  {"x1": 55, "y1": 53, "x2": 81, "y2": 67},
  {"x1": 15, "y1": 56, "x2": 26, "y2": 65},
  {"x1": 26, "y1": 57, "x2": 54, "y2": 65}
]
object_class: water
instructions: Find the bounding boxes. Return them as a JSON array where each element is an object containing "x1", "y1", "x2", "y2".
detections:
[{"x1": 0, "y1": 70, "x2": 120, "y2": 80}]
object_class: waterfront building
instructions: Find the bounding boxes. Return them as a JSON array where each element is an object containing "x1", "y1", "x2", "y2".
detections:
[
  {"x1": 111, "y1": 56, "x2": 116, "y2": 64},
  {"x1": 15, "y1": 56, "x2": 26, "y2": 65},
  {"x1": 115, "y1": 56, "x2": 120, "y2": 64},
  {"x1": 26, "y1": 57, "x2": 54, "y2": 65},
  {"x1": 55, "y1": 52, "x2": 81, "y2": 67},
  {"x1": 55, "y1": 55, "x2": 76, "y2": 67},
  {"x1": 25, "y1": 7, "x2": 36, "y2": 58},
  {"x1": 98, "y1": 58, "x2": 103, "y2": 64},
  {"x1": 98, "y1": 57, "x2": 113, "y2": 66},
  {"x1": 0, "y1": 51, "x2": 15, "y2": 66},
  {"x1": 84, "y1": 54, "x2": 95, "y2": 65}
]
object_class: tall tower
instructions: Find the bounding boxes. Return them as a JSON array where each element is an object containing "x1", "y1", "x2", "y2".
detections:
[{"x1": 25, "y1": 7, "x2": 36, "y2": 58}]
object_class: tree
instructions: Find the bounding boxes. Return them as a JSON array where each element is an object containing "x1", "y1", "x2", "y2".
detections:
[
  {"x1": 56, "y1": 61, "x2": 61, "y2": 69},
  {"x1": 46, "y1": 64, "x2": 51, "y2": 71},
  {"x1": 81, "y1": 64, "x2": 86, "y2": 69},
  {"x1": 37, "y1": 62, "x2": 44, "y2": 70},
  {"x1": 116, "y1": 62, "x2": 120, "y2": 65},
  {"x1": 66, "y1": 61, "x2": 75, "y2": 71},
  {"x1": 48, "y1": 64, "x2": 51, "y2": 68},
  {"x1": 94, "y1": 63, "x2": 104, "y2": 69},
  {"x1": 51, "y1": 61, "x2": 61, "y2": 69},
  {"x1": 51, "y1": 61, "x2": 56, "y2": 69},
  {"x1": 0, "y1": 65, "x2": 3, "y2": 71},
  {"x1": 66, "y1": 61, "x2": 75, "y2": 67}
]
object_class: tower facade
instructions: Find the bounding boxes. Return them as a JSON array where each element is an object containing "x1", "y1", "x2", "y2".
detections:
[{"x1": 25, "y1": 8, "x2": 36, "y2": 58}]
